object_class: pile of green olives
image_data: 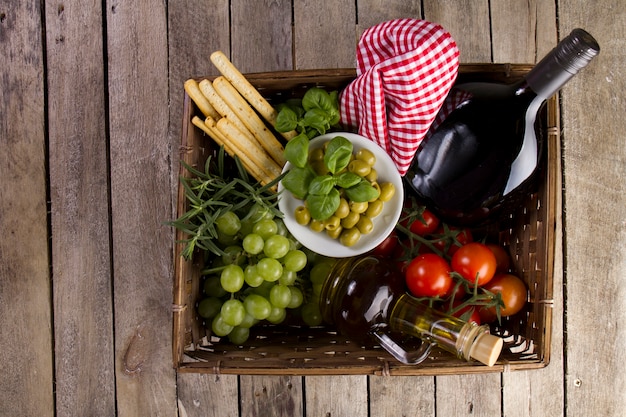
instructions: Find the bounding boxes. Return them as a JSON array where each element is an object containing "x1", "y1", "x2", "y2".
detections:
[{"x1": 294, "y1": 147, "x2": 396, "y2": 247}]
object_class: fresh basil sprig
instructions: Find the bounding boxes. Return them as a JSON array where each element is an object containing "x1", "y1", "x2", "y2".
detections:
[{"x1": 275, "y1": 87, "x2": 340, "y2": 139}]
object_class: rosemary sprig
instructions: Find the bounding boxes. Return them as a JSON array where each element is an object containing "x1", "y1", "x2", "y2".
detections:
[{"x1": 168, "y1": 146, "x2": 283, "y2": 260}]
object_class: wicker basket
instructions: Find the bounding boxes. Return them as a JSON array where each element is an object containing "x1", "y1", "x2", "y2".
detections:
[{"x1": 172, "y1": 65, "x2": 557, "y2": 375}]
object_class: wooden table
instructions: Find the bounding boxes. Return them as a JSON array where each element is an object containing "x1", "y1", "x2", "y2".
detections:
[{"x1": 2, "y1": 1, "x2": 624, "y2": 416}]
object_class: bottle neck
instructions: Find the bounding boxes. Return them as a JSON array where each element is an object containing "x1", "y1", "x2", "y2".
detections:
[{"x1": 524, "y1": 28, "x2": 600, "y2": 99}]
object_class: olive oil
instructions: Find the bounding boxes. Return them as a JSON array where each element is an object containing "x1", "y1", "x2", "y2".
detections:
[{"x1": 319, "y1": 256, "x2": 502, "y2": 366}]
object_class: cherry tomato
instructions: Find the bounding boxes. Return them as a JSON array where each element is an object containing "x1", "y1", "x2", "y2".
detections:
[
  {"x1": 480, "y1": 273, "x2": 528, "y2": 322},
  {"x1": 371, "y1": 230, "x2": 399, "y2": 257},
  {"x1": 450, "y1": 301, "x2": 481, "y2": 325},
  {"x1": 432, "y1": 225, "x2": 473, "y2": 257},
  {"x1": 408, "y1": 208, "x2": 440, "y2": 236},
  {"x1": 405, "y1": 253, "x2": 453, "y2": 298},
  {"x1": 451, "y1": 242, "x2": 497, "y2": 286},
  {"x1": 486, "y1": 243, "x2": 511, "y2": 273}
]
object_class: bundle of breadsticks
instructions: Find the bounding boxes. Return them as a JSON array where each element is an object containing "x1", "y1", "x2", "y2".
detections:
[{"x1": 184, "y1": 51, "x2": 296, "y2": 188}]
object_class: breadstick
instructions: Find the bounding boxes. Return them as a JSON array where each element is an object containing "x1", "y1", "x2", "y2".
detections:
[
  {"x1": 184, "y1": 79, "x2": 220, "y2": 120},
  {"x1": 216, "y1": 117, "x2": 283, "y2": 180},
  {"x1": 210, "y1": 51, "x2": 298, "y2": 140},
  {"x1": 198, "y1": 79, "x2": 250, "y2": 136},
  {"x1": 192, "y1": 116, "x2": 273, "y2": 187},
  {"x1": 213, "y1": 76, "x2": 286, "y2": 167}
]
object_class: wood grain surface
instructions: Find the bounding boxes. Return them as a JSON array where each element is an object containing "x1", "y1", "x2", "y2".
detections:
[{"x1": 1, "y1": 0, "x2": 623, "y2": 416}]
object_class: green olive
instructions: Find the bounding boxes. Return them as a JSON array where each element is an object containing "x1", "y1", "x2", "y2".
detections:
[
  {"x1": 349, "y1": 201, "x2": 368, "y2": 214},
  {"x1": 365, "y1": 168, "x2": 378, "y2": 183},
  {"x1": 356, "y1": 215, "x2": 374, "y2": 234},
  {"x1": 348, "y1": 159, "x2": 371, "y2": 177},
  {"x1": 294, "y1": 206, "x2": 311, "y2": 225},
  {"x1": 323, "y1": 215, "x2": 341, "y2": 230},
  {"x1": 356, "y1": 149, "x2": 376, "y2": 166},
  {"x1": 326, "y1": 225, "x2": 343, "y2": 239},
  {"x1": 378, "y1": 182, "x2": 396, "y2": 202},
  {"x1": 308, "y1": 147, "x2": 325, "y2": 162},
  {"x1": 334, "y1": 198, "x2": 350, "y2": 219},
  {"x1": 341, "y1": 211, "x2": 360, "y2": 229},
  {"x1": 339, "y1": 227, "x2": 361, "y2": 247},
  {"x1": 365, "y1": 199, "x2": 384, "y2": 218},
  {"x1": 310, "y1": 160, "x2": 329, "y2": 176},
  {"x1": 309, "y1": 219, "x2": 325, "y2": 232},
  {"x1": 369, "y1": 182, "x2": 381, "y2": 202}
]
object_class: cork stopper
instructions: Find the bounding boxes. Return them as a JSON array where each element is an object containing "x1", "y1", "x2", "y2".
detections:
[{"x1": 469, "y1": 332, "x2": 503, "y2": 367}]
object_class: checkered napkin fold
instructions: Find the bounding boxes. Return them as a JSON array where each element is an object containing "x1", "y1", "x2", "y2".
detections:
[{"x1": 340, "y1": 19, "x2": 460, "y2": 176}]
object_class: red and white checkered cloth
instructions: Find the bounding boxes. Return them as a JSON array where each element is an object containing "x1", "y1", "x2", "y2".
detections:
[{"x1": 340, "y1": 19, "x2": 460, "y2": 176}]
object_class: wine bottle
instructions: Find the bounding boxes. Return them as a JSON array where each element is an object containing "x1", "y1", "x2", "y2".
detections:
[
  {"x1": 404, "y1": 28, "x2": 600, "y2": 225},
  {"x1": 318, "y1": 256, "x2": 503, "y2": 366}
]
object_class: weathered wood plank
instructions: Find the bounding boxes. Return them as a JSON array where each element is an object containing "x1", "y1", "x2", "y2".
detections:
[
  {"x1": 231, "y1": 0, "x2": 293, "y2": 72},
  {"x1": 0, "y1": 1, "x2": 54, "y2": 415},
  {"x1": 305, "y1": 376, "x2": 369, "y2": 417},
  {"x1": 293, "y1": 0, "x2": 357, "y2": 69},
  {"x1": 106, "y1": 1, "x2": 177, "y2": 415},
  {"x1": 369, "y1": 376, "x2": 436, "y2": 416},
  {"x1": 491, "y1": 0, "x2": 558, "y2": 64},
  {"x1": 44, "y1": 0, "x2": 116, "y2": 415},
  {"x1": 559, "y1": 1, "x2": 626, "y2": 416},
  {"x1": 423, "y1": 0, "x2": 491, "y2": 63},
  {"x1": 240, "y1": 375, "x2": 304, "y2": 417},
  {"x1": 355, "y1": 0, "x2": 422, "y2": 38},
  {"x1": 177, "y1": 374, "x2": 239, "y2": 417},
  {"x1": 436, "y1": 373, "x2": 502, "y2": 416}
]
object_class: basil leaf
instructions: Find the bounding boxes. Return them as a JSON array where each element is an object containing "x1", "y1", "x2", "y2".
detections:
[
  {"x1": 281, "y1": 166, "x2": 314, "y2": 200},
  {"x1": 328, "y1": 91, "x2": 340, "y2": 125},
  {"x1": 302, "y1": 87, "x2": 333, "y2": 113},
  {"x1": 306, "y1": 188, "x2": 341, "y2": 221},
  {"x1": 308, "y1": 175, "x2": 336, "y2": 195},
  {"x1": 344, "y1": 179, "x2": 380, "y2": 203},
  {"x1": 324, "y1": 136, "x2": 353, "y2": 174},
  {"x1": 302, "y1": 108, "x2": 331, "y2": 135},
  {"x1": 275, "y1": 106, "x2": 299, "y2": 133},
  {"x1": 335, "y1": 171, "x2": 361, "y2": 188},
  {"x1": 284, "y1": 133, "x2": 309, "y2": 168}
]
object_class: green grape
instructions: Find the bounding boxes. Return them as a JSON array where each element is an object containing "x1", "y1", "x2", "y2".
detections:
[
  {"x1": 238, "y1": 218, "x2": 254, "y2": 237},
  {"x1": 278, "y1": 269, "x2": 297, "y2": 286},
  {"x1": 221, "y1": 245, "x2": 245, "y2": 266},
  {"x1": 220, "y1": 264, "x2": 245, "y2": 293},
  {"x1": 267, "y1": 306, "x2": 287, "y2": 324},
  {"x1": 220, "y1": 299, "x2": 246, "y2": 327},
  {"x1": 312, "y1": 283, "x2": 323, "y2": 298},
  {"x1": 301, "y1": 302, "x2": 323, "y2": 326},
  {"x1": 211, "y1": 313, "x2": 234, "y2": 337},
  {"x1": 287, "y1": 286, "x2": 304, "y2": 309},
  {"x1": 263, "y1": 235, "x2": 290, "y2": 259},
  {"x1": 247, "y1": 202, "x2": 272, "y2": 223},
  {"x1": 252, "y1": 219, "x2": 278, "y2": 240},
  {"x1": 253, "y1": 280, "x2": 274, "y2": 298},
  {"x1": 217, "y1": 231, "x2": 239, "y2": 247},
  {"x1": 275, "y1": 218, "x2": 289, "y2": 236},
  {"x1": 282, "y1": 249, "x2": 307, "y2": 272},
  {"x1": 243, "y1": 294, "x2": 272, "y2": 320},
  {"x1": 215, "y1": 211, "x2": 241, "y2": 236},
  {"x1": 244, "y1": 264, "x2": 265, "y2": 287},
  {"x1": 228, "y1": 326, "x2": 250, "y2": 345},
  {"x1": 238, "y1": 313, "x2": 258, "y2": 329},
  {"x1": 197, "y1": 296, "x2": 222, "y2": 319},
  {"x1": 310, "y1": 260, "x2": 335, "y2": 285},
  {"x1": 242, "y1": 233, "x2": 264, "y2": 255},
  {"x1": 269, "y1": 284, "x2": 292, "y2": 309},
  {"x1": 203, "y1": 276, "x2": 227, "y2": 298},
  {"x1": 256, "y1": 257, "x2": 283, "y2": 282}
]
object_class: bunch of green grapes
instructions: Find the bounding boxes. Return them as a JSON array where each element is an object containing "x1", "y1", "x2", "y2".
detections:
[{"x1": 196, "y1": 206, "x2": 329, "y2": 344}]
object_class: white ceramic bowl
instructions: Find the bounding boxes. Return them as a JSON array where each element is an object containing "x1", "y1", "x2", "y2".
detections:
[{"x1": 278, "y1": 132, "x2": 404, "y2": 258}]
